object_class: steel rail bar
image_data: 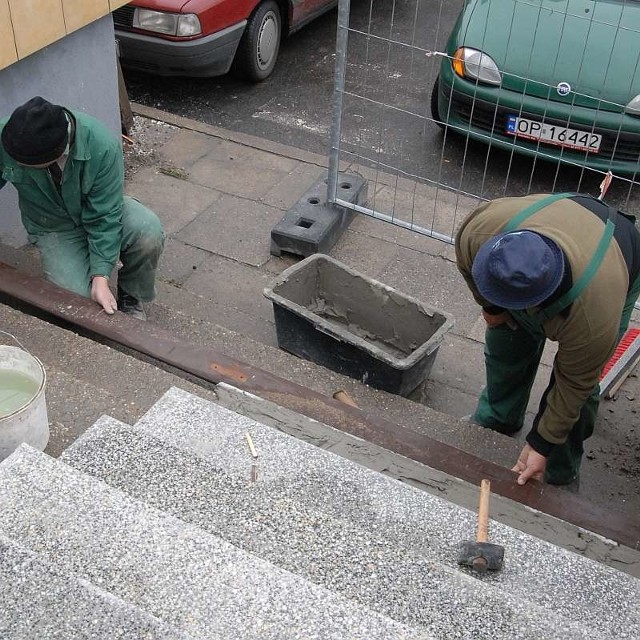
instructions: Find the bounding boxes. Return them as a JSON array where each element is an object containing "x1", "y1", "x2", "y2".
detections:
[
  {"x1": 0, "y1": 260, "x2": 638, "y2": 551},
  {"x1": 334, "y1": 196, "x2": 456, "y2": 244}
]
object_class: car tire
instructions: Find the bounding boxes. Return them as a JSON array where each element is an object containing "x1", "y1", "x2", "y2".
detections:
[
  {"x1": 235, "y1": 1, "x2": 282, "y2": 82},
  {"x1": 431, "y1": 76, "x2": 445, "y2": 129}
]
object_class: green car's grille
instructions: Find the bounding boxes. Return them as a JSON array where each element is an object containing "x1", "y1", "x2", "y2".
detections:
[{"x1": 450, "y1": 94, "x2": 640, "y2": 164}]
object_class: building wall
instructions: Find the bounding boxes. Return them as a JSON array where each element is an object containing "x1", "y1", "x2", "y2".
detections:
[
  {"x1": 0, "y1": 0, "x2": 129, "y2": 71},
  {"x1": 0, "y1": 16, "x2": 122, "y2": 247}
]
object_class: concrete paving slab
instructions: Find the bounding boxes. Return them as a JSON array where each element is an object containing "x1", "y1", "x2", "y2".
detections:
[
  {"x1": 182, "y1": 253, "x2": 275, "y2": 324},
  {"x1": 0, "y1": 242, "x2": 42, "y2": 276},
  {"x1": 188, "y1": 144, "x2": 300, "y2": 200},
  {"x1": 414, "y1": 377, "x2": 482, "y2": 423},
  {"x1": 158, "y1": 240, "x2": 211, "y2": 288},
  {"x1": 154, "y1": 281, "x2": 277, "y2": 347},
  {"x1": 125, "y1": 167, "x2": 221, "y2": 236},
  {"x1": 158, "y1": 129, "x2": 220, "y2": 169},
  {"x1": 260, "y1": 162, "x2": 327, "y2": 210},
  {"x1": 261, "y1": 252, "x2": 300, "y2": 275},
  {"x1": 0, "y1": 534, "x2": 192, "y2": 640},
  {"x1": 0, "y1": 445, "x2": 430, "y2": 640},
  {"x1": 377, "y1": 246, "x2": 480, "y2": 335},
  {"x1": 347, "y1": 208, "x2": 451, "y2": 257},
  {"x1": 345, "y1": 161, "x2": 482, "y2": 210},
  {"x1": 0, "y1": 187, "x2": 26, "y2": 248},
  {"x1": 43, "y1": 368, "x2": 146, "y2": 458},
  {"x1": 369, "y1": 183, "x2": 468, "y2": 242},
  {"x1": 176, "y1": 193, "x2": 283, "y2": 267},
  {"x1": 121, "y1": 113, "x2": 640, "y2": 521},
  {"x1": 330, "y1": 229, "x2": 408, "y2": 280}
]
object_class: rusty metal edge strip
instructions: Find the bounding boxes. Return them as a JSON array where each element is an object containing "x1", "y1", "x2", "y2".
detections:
[{"x1": 0, "y1": 261, "x2": 638, "y2": 551}]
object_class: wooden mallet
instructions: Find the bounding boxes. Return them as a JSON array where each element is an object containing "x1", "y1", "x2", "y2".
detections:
[{"x1": 458, "y1": 479, "x2": 505, "y2": 572}]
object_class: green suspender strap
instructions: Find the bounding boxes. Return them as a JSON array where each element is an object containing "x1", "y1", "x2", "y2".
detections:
[
  {"x1": 502, "y1": 192, "x2": 576, "y2": 233},
  {"x1": 502, "y1": 192, "x2": 616, "y2": 320}
]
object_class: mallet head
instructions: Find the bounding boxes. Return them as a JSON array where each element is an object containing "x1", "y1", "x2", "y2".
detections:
[{"x1": 458, "y1": 540, "x2": 505, "y2": 572}]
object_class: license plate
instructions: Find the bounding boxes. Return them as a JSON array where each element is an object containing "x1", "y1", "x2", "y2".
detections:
[{"x1": 506, "y1": 115, "x2": 601, "y2": 153}]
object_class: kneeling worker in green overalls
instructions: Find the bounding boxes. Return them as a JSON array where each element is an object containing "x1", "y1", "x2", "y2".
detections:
[
  {"x1": 0, "y1": 96, "x2": 164, "y2": 321},
  {"x1": 456, "y1": 193, "x2": 640, "y2": 488}
]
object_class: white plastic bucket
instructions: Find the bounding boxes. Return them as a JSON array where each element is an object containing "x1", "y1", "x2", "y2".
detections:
[{"x1": 0, "y1": 333, "x2": 49, "y2": 462}]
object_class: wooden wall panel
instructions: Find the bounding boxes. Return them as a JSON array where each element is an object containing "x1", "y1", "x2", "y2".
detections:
[
  {"x1": 0, "y1": 0, "x2": 131, "y2": 72},
  {"x1": 62, "y1": 0, "x2": 110, "y2": 34},
  {"x1": 9, "y1": 0, "x2": 66, "y2": 59},
  {"x1": 0, "y1": 0, "x2": 18, "y2": 70}
]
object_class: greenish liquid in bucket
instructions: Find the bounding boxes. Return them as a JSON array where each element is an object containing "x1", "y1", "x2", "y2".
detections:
[{"x1": 0, "y1": 370, "x2": 39, "y2": 418}]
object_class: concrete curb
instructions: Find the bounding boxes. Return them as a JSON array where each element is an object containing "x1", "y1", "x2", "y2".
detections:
[{"x1": 131, "y1": 103, "x2": 329, "y2": 168}]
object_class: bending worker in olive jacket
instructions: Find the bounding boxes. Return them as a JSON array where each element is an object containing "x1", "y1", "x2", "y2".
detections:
[
  {"x1": 456, "y1": 193, "x2": 640, "y2": 487},
  {"x1": 0, "y1": 96, "x2": 164, "y2": 320}
]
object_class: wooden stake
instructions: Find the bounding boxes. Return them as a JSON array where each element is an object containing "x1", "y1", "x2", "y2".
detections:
[
  {"x1": 116, "y1": 57, "x2": 134, "y2": 134},
  {"x1": 245, "y1": 433, "x2": 258, "y2": 459},
  {"x1": 333, "y1": 389, "x2": 359, "y2": 408}
]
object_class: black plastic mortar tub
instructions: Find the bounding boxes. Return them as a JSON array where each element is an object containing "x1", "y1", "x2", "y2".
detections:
[{"x1": 264, "y1": 254, "x2": 454, "y2": 396}]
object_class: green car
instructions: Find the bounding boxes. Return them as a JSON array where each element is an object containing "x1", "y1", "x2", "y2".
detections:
[{"x1": 432, "y1": 0, "x2": 640, "y2": 175}]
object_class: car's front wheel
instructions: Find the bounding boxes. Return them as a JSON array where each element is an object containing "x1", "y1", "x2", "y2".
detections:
[
  {"x1": 431, "y1": 76, "x2": 445, "y2": 129},
  {"x1": 235, "y1": 0, "x2": 282, "y2": 82}
]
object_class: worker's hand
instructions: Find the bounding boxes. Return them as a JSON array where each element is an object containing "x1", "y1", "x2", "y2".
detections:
[
  {"x1": 90, "y1": 276, "x2": 117, "y2": 315},
  {"x1": 512, "y1": 444, "x2": 546, "y2": 485},
  {"x1": 482, "y1": 309, "x2": 517, "y2": 330}
]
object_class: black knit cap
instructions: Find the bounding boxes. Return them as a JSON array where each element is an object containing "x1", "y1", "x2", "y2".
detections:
[{"x1": 1, "y1": 96, "x2": 68, "y2": 165}]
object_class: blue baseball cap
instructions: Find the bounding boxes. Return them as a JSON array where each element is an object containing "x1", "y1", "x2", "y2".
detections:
[{"x1": 471, "y1": 230, "x2": 565, "y2": 310}]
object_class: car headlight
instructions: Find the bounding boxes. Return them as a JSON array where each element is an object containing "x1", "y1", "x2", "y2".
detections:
[
  {"x1": 625, "y1": 95, "x2": 640, "y2": 116},
  {"x1": 452, "y1": 47, "x2": 502, "y2": 86},
  {"x1": 133, "y1": 9, "x2": 202, "y2": 37}
]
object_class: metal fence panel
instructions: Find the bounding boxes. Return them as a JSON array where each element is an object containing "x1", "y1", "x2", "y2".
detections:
[{"x1": 328, "y1": 0, "x2": 640, "y2": 247}]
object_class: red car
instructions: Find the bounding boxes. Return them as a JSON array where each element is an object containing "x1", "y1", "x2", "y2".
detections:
[{"x1": 112, "y1": 0, "x2": 337, "y2": 82}]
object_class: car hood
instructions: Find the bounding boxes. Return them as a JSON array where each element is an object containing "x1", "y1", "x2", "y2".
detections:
[
  {"x1": 129, "y1": 0, "x2": 192, "y2": 10},
  {"x1": 457, "y1": 0, "x2": 640, "y2": 111}
]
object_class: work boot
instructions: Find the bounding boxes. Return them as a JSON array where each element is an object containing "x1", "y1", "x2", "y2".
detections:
[
  {"x1": 461, "y1": 415, "x2": 521, "y2": 436},
  {"x1": 117, "y1": 286, "x2": 147, "y2": 321}
]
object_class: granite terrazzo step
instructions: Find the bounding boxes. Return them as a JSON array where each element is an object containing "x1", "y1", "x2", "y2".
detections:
[
  {"x1": 0, "y1": 534, "x2": 193, "y2": 640},
  {"x1": 62, "y1": 412, "x2": 626, "y2": 640},
  {"x1": 0, "y1": 445, "x2": 430, "y2": 640},
  {"x1": 122, "y1": 387, "x2": 640, "y2": 638}
]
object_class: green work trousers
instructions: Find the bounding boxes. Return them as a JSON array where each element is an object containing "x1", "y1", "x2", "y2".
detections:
[
  {"x1": 29, "y1": 196, "x2": 164, "y2": 302},
  {"x1": 473, "y1": 273, "x2": 640, "y2": 484}
]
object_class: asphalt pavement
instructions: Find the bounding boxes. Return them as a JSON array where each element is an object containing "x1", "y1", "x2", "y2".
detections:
[{"x1": 0, "y1": 103, "x2": 638, "y2": 523}]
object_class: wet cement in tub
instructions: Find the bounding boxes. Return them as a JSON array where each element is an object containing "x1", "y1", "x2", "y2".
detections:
[
  {"x1": 308, "y1": 296, "x2": 420, "y2": 359},
  {"x1": 265, "y1": 255, "x2": 453, "y2": 397},
  {"x1": 294, "y1": 258, "x2": 448, "y2": 361}
]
